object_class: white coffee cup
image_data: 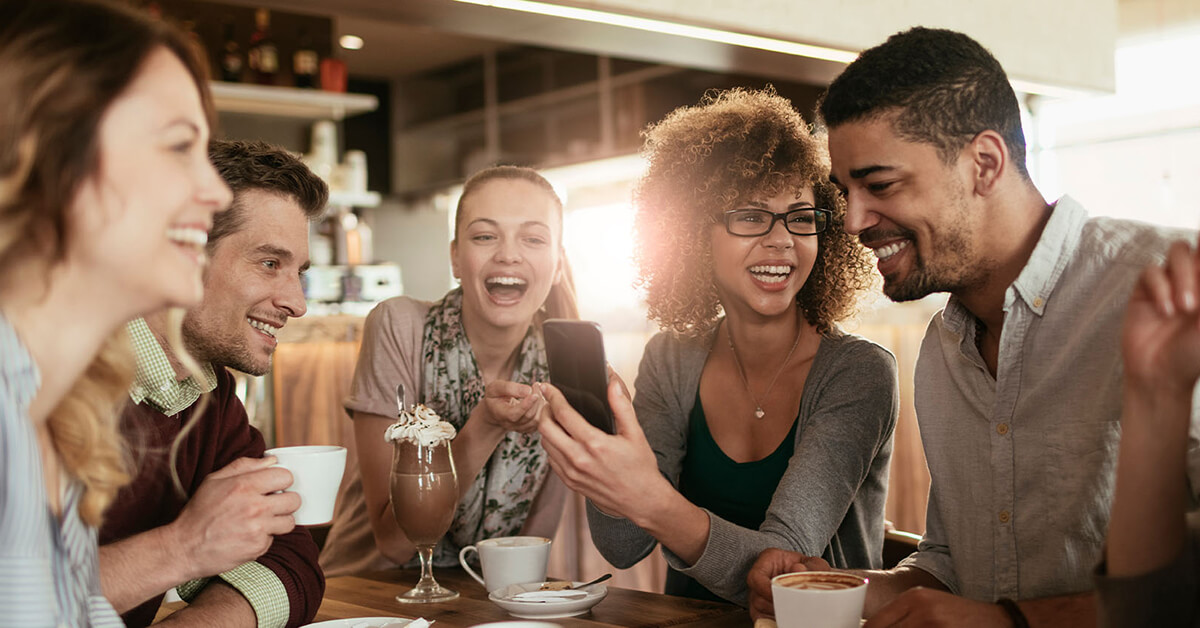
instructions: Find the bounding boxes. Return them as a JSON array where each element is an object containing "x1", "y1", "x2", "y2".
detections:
[
  {"x1": 265, "y1": 445, "x2": 347, "y2": 526},
  {"x1": 771, "y1": 571, "x2": 867, "y2": 628},
  {"x1": 458, "y1": 536, "x2": 551, "y2": 594}
]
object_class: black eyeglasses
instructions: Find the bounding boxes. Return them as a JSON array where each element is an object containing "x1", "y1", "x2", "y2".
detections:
[{"x1": 721, "y1": 208, "x2": 830, "y2": 237}]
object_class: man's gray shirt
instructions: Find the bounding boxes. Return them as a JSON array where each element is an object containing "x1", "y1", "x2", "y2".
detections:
[{"x1": 898, "y1": 196, "x2": 1200, "y2": 601}]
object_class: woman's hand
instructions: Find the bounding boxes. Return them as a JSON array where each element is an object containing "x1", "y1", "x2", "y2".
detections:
[
  {"x1": 1122, "y1": 240, "x2": 1200, "y2": 400},
  {"x1": 1106, "y1": 239, "x2": 1200, "y2": 578},
  {"x1": 535, "y1": 372, "x2": 666, "y2": 522},
  {"x1": 473, "y1": 380, "x2": 545, "y2": 434}
]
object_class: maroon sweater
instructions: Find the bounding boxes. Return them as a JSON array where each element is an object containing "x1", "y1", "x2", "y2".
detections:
[{"x1": 100, "y1": 367, "x2": 324, "y2": 627}]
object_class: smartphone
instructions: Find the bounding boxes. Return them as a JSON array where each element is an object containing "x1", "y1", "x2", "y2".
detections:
[{"x1": 542, "y1": 319, "x2": 616, "y2": 434}]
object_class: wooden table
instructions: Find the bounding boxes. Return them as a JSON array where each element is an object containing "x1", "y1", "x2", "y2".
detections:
[{"x1": 314, "y1": 567, "x2": 751, "y2": 627}]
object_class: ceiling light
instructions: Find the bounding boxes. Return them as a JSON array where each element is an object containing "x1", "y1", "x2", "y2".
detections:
[
  {"x1": 339, "y1": 35, "x2": 364, "y2": 50},
  {"x1": 453, "y1": 0, "x2": 857, "y2": 64}
]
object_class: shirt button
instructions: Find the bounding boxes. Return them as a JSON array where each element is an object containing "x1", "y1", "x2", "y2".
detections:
[
  {"x1": 999, "y1": 510, "x2": 1011, "y2": 523},
  {"x1": 997, "y1": 423, "x2": 1009, "y2": 435},
  {"x1": 1033, "y1": 297, "x2": 1045, "y2": 308}
]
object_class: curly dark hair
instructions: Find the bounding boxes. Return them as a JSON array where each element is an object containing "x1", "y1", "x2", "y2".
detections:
[
  {"x1": 818, "y1": 27, "x2": 1029, "y2": 178},
  {"x1": 634, "y1": 87, "x2": 875, "y2": 336}
]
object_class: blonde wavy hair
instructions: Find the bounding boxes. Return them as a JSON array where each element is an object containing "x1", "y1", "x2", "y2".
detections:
[
  {"x1": 0, "y1": 0, "x2": 215, "y2": 526},
  {"x1": 633, "y1": 87, "x2": 875, "y2": 337}
]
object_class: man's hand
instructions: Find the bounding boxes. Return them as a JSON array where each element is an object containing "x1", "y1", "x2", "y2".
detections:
[
  {"x1": 475, "y1": 380, "x2": 544, "y2": 434},
  {"x1": 746, "y1": 548, "x2": 831, "y2": 620},
  {"x1": 168, "y1": 456, "x2": 300, "y2": 581},
  {"x1": 863, "y1": 589, "x2": 1009, "y2": 628}
]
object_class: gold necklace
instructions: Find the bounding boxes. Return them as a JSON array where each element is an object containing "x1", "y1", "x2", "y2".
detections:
[{"x1": 726, "y1": 321, "x2": 804, "y2": 420}]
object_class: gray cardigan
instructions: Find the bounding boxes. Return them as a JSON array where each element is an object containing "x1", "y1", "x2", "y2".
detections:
[{"x1": 586, "y1": 327, "x2": 898, "y2": 605}]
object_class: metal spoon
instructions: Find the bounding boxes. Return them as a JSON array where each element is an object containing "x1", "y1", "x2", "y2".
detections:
[
  {"x1": 536, "y1": 572, "x2": 612, "y2": 594},
  {"x1": 395, "y1": 383, "x2": 407, "y2": 417},
  {"x1": 572, "y1": 573, "x2": 612, "y2": 591}
]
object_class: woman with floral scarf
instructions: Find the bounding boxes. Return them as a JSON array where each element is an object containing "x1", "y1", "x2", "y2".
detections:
[{"x1": 321, "y1": 166, "x2": 578, "y2": 576}]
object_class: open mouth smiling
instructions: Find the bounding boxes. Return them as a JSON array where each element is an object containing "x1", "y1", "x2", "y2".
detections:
[
  {"x1": 485, "y1": 274, "x2": 528, "y2": 301},
  {"x1": 749, "y1": 264, "x2": 793, "y2": 284},
  {"x1": 872, "y1": 240, "x2": 910, "y2": 262},
  {"x1": 248, "y1": 317, "x2": 281, "y2": 338},
  {"x1": 167, "y1": 226, "x2": 208, "y2": 264}
]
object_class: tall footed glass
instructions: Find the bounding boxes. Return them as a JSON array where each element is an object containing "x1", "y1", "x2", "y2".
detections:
[{"x1": 390, "y1": 438, "x2": 459, "y2": 603}]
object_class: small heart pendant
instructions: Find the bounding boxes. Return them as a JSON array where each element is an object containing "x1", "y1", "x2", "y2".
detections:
[{"x1": 754, "y1": 408, "x2": 765, "y2": 419}]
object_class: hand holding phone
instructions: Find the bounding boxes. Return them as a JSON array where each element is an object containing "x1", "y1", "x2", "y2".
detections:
[{"x1": 543, "y1": 319, "x2": 616, "y2": 434}]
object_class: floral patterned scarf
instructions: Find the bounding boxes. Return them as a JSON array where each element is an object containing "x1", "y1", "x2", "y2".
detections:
[{"x1": 422, "y1": 288, "x2": 551, "y2": 565}]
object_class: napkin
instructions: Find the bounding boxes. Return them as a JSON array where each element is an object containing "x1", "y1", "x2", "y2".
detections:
[
  {"x1": 510, "y1": 590, "x2": 589, "y2": 602},
  {"x1": 349, "y1": 620, "x2": 428, "y2": 628}
]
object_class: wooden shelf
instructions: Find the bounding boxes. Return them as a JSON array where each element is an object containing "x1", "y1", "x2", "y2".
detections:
[{"x1": 211, "y1": 81, "x2": 378, "y2": 120}]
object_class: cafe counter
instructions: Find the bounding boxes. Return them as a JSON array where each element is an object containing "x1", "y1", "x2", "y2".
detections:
[{"x1": 272, "y1": 313, "x2": 365, "y2": 448}]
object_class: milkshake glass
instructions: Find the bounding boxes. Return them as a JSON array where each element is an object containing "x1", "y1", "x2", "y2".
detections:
[{"x1": 390, "y1": 437, "x2": 459, "y2": 603}]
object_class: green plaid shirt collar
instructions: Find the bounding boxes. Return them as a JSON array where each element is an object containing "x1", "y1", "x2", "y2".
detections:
[{"x1": 126, "y1": 318, "x2": 217, "y2": 415}]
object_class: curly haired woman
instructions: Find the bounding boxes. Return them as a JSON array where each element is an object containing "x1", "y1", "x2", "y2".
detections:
[{"x1": 537, "y1": 87, "x2": 898, "y2": 605}]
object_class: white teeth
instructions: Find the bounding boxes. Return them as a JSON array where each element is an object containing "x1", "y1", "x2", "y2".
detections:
[
  {"x1": 749, "y1": 264, "x2": 792, "y2": 284},
  {"x1": 486, "y1": 276, "x2": 527, "y2": 286},
  {"x1": 873, "y1": 240, "x2": 910, "y2": 261},
  {"x1": 751, "y1": 272, "x2": 789, "y2": 284},
  {"x1": 749, "y1": 265, "x2": 793, "y2": 275},
  {"x1": 247, "y1": 318, "x2": 278, "y2": 337},
  {"x1": 167, "y1": 227, "x2": 208, "y2": 247}
]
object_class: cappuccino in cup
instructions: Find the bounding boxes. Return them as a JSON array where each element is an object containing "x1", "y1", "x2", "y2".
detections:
[{"x1": 771, "y1": 571, "x2": 867, "y2": 628}]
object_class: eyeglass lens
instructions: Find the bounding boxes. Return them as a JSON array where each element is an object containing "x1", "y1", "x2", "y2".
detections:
[{"x1": 725, "y1": 208, "x2": 827, "y2": 236}]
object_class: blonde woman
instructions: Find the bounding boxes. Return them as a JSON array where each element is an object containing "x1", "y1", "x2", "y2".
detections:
[
  {"x1": 0, "y1": 0, "x2": 230, "y2": 622},
  {"x1": 322, "y1": 166, "x2": 578, "y2": 575}
]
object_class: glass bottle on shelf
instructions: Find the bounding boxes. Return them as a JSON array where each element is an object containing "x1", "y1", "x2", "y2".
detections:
[
  {"x1": 293, "y1": 28, "x2": 319, "y2": 88},
  {"x1": 180, "y1": 20, "x2": 207, "y2": 72},
  {"x1": 219, "y1": 18, "x2": 243, "y2": 83},
  {"x1": 247, "y1": 8, "x2": 278, "y2": 86}
]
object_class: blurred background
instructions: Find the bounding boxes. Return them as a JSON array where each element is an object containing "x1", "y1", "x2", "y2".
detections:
[{"x1": 146, "y1": 0, "x2": 1200, "y2": 591}]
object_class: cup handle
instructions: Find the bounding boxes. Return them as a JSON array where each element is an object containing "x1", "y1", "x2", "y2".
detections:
[{"x1": 458, "y1": 545, "x2": 485, "y2": 587}]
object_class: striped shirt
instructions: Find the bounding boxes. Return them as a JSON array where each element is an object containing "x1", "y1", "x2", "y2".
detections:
[{"x1": 0, "y1": 313, "x2": 124, "y2": 627}]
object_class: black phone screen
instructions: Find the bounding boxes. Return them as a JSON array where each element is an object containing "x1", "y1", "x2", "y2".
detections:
[{"x1": 542, "y1": 319, "x2": 616, "y2": 434}]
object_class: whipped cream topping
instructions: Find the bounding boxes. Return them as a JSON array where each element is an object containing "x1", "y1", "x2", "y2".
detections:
[{"x1": 384, "y1": 403, "x2": 457, "y2": 447}]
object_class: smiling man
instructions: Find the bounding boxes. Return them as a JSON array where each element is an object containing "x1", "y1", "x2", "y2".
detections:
[
  {"x1": 98, "y1": 139, "x2": 328, "y2": 628},
  {"x1": 747, "y1": 27, "x2": 1200, "y2": 628}
]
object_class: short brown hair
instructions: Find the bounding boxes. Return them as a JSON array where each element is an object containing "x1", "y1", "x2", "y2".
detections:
[
  {"x1": 634, "y1": 87, "x2": 875, "y2": 336},
  {"x1": 206, "y1": 139, "x2": 328, "y2": 248}
]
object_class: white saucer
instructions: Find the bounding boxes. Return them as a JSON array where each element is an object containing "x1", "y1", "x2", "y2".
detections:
[
  {"x1": 300, "y1": 618, "x2": 412, "y2": 628},
  {"x1": 489, "y1": 581, "x2": 608, "y2": 619}
]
